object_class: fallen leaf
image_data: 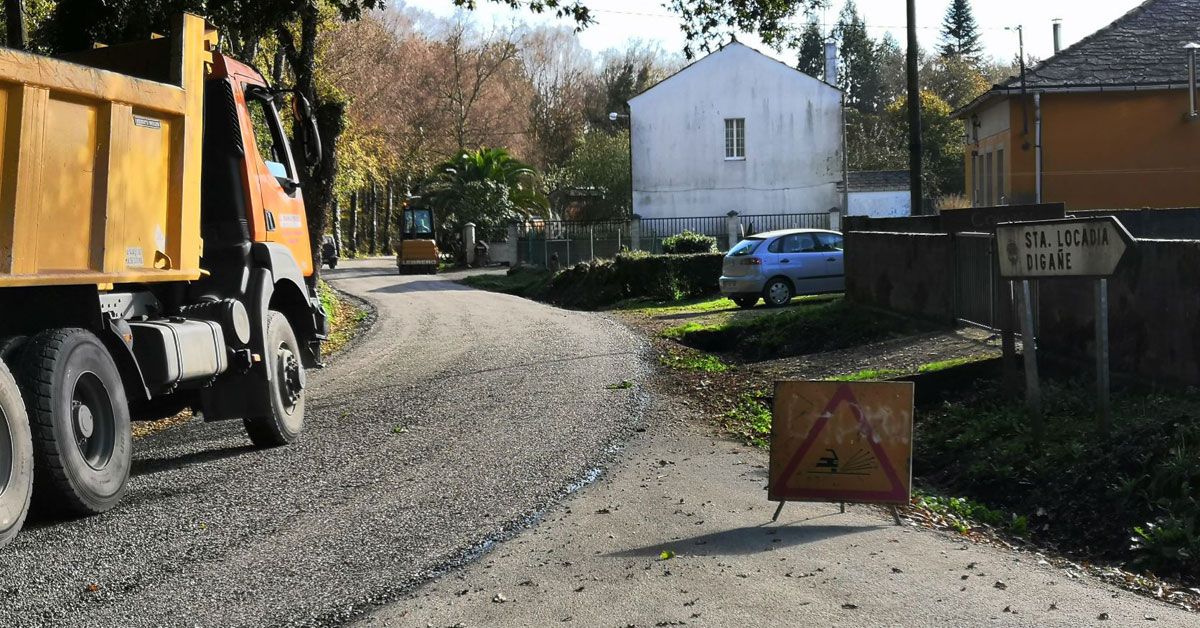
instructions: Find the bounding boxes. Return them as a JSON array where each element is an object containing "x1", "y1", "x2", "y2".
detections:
[
  {"x1": 84, "y1": 583, "x2": 100, "y2": 593},
  {"x1": 841, "y1": 603, "x2": 859, "y2": 610},
  {"x1": 891, "y1": 567, "x2": 903, "y2": 574},
  {"x1": 1098, "y1": 613, "x2": 1111, "y2": 621},
  {"x1": 659, "y1": 550, "x2": 676, "y2": 561},
  {"x1": 994, "y1": 581, "x2": 1008, "y2": 590}
]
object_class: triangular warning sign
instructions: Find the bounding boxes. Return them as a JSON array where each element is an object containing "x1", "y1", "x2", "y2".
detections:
[{"x1": 769, "y1": 382, "x2": 912, "y2": 505}]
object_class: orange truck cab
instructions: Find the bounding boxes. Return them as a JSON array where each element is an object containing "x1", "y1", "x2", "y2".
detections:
[{"x1": 0, "y1": 14, "x2": 328, "y2": 546}]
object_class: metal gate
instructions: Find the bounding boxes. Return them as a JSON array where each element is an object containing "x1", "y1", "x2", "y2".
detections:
[
  {"x1": 953, "y1": 232, "x2": 1038, "y2": 331},
  {"x1": 954, "y1": 233, "x2": 1000, "y2": 329}
]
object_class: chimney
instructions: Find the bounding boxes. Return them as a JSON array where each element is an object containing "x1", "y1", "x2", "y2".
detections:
[
  {"x1": 1052, "y1": 19, "x2": 1062, "y2": 54},
  {"x1": 824, "y1": 39, "x2": 838, "y2": 85}
]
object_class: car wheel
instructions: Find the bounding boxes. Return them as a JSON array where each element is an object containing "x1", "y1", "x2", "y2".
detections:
[
  {"x1": 0, "y1": 360, "x2": 32, "y2": 546},
  {"x1": 17, "y1": 328, "x2": 131, "y2": 515},
  {"x1": 244, "y1": 311, "x2": 305, "y2": 448},
  {"x1": 763, "y1": 278, "x2": 794, "y2": 308},
  {"x1": 327, "y1": 259, "x2": 338, "y2": 269},
  {"x1": 733, "y1": 296, "x2": 758, "y2": 309}
]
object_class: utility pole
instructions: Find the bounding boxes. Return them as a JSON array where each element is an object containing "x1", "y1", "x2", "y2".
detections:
[{"x1": 906, "y1": 0, "x2": 923, "y2": 214}]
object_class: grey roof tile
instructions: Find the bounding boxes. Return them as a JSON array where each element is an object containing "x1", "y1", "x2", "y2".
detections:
[{"x1": 1001, "y1": 0, "x2": 1200, "y2": 88}]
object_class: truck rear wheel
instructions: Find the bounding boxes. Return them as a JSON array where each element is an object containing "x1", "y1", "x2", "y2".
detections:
[
  {"x1": 18, "y1": 329, "x2": 131, "y2": 515},
  {"x1": 0, "y1": 361, "x2": 33, "y2": 546},
  {"x1": 243, "y1": 311, "x2": 305, "y2": 448}
]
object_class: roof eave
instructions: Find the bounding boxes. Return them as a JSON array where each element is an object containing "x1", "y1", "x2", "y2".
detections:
[{"x1": 953, "y1": 81, "x2": 1190, "y2": 119}]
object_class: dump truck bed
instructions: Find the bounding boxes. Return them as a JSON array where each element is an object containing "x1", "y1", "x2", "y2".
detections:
[{"x1": 0, "y1": 15, "x2": 212, "y2": 288}]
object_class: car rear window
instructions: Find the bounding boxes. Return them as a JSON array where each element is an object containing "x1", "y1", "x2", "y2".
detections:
[{"x1": 728, "y1": 238, "x2": 763, "y2": 256}]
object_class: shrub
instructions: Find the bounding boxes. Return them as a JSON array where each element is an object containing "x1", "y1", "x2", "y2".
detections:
[
  {"x1": 535, "y1": 252, "x2": 724, "y2": 309},
  {"x1": 661, "y1": 230, "x2": 718, "y2": 254}
]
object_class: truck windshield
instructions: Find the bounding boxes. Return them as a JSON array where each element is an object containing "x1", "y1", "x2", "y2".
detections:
[{"x1": 728, "y1": 238, "x2": 763, "y2": 256}]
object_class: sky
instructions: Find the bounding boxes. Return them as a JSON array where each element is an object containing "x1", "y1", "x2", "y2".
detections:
[{"x1": 401, "y1": 0, "x2": 1145, "y2": 64}]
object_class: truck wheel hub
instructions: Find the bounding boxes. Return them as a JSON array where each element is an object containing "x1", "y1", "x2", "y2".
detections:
[
  {"x1": 73, "y1": 402, "x2": 95, "y2": 439},
  {"x1": 278, "y1": 348, "x2": 303, "y2": 408}
]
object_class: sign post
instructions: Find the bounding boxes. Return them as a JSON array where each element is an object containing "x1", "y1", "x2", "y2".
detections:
[{"x1": 996, "y1": 216, "x2": 1134, "y2": 434}]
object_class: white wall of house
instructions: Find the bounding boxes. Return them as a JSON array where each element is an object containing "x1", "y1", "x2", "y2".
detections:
[
  {"x1": 629, "y1": 42, "x2": 844, "y2": 220},
  {"x1": 847, "y1": 190, "x2": 911, "y2": 217}
]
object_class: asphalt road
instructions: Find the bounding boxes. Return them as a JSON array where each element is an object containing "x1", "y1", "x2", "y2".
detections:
[{"x1": 0, "y1": 258, "x2": 648, "y2": 627}]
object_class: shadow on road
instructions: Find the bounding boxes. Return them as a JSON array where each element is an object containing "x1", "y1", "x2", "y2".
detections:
[
  {"x1": 607, "y1": 522, "x2": 879, "y2": 557},
  {"x1": 131, "y1": 444, "x2": 258, "y2": 477},
  {"x1": 368, "y1": 280, "x2": 477, "y2": 294}
]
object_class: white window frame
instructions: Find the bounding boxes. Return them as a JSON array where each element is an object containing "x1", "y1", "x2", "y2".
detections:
[{"x1": 724, "y1": 118, "x2": 746, "y2": 161}]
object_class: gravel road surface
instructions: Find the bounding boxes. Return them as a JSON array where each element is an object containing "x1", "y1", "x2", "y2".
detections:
[{"x1": 0, "y1": 258, "x2": 648, "y2": 627}]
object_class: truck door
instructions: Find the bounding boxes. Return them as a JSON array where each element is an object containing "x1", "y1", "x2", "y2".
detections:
[{"x1": 241, "y1": 85, "x2": 313, "y2": 276}]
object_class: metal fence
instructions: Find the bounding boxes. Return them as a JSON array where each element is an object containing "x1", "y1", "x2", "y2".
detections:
[
  {"x1": 515, "y1": 211, "x2": 834, "y2": 266},
  {"x1": 516, "y1": 220, "x2": 630, "y2": 267},
  {"x1": 639, "y1": 216, "x2": 730, "y2": 253},
  {"x1": 739, "y1": 212, "x2": 830, "y2": 235}
]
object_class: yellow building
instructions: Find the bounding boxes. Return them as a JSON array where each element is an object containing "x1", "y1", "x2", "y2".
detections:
[{"x1": 956, "y1": 0, "x2": 1200, "y2": 211}]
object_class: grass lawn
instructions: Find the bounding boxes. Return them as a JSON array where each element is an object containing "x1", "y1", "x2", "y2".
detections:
[
  {"x1": 659, "y1": 297, "x2": 929, "y2": 361},
  {"x1": 459, "y1": 268, "x2": 552, "y2": 297}
]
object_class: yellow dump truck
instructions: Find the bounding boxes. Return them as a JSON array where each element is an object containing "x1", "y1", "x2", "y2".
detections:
[{"x1": 0, "y1": 15, "x2": 328, "y2": 546}]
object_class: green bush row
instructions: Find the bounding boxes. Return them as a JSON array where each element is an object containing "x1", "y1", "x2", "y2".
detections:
[{"x1": 539, "y1": 251, "x2": 724, "y2": 309}]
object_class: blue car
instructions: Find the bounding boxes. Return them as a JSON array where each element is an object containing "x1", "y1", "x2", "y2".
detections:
[{"x1": 719, "y1": 229, "x2": 845, "y2": 309}]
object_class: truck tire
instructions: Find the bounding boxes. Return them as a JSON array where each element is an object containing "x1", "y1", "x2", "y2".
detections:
[
  {"x1": 17, "y1": 329, "x2": 131, "y2": 515},
  {"x1": 243, "y1": 311, "x2": 305, "y2": 448},
  {"x1": 0, "y1": 361, "x2": 33, "y2": 546}
]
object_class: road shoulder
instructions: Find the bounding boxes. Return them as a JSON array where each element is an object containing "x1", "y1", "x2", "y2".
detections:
[{"x1": 367, "y1": 384, "x2": 1192, "y2": 627}]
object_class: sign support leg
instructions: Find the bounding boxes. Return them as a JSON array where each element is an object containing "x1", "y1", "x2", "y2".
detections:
[
  {"x1": 840, "y1": 502, "x2": 846, "y2": 514},
  {"x1": 771, "y1": 501, "x2": 785, "y2": 523},
  {"x1": 999, "y1": 280, "x2": 1019, "y2": 396},
  {"x1": 890, "y1": 505, "x2": 903, "y2": 526},
  {"x1": 1095, "y1": 278, "x2": 1111, "y2": 434},
  {"x1": 1017, "y1": 280, "x2": 1043, "y2": 439}
]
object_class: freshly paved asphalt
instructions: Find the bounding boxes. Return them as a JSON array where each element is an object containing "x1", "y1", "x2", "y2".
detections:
[{"x1": 0, "y1": 258, "x2": 648, "y2": 627}]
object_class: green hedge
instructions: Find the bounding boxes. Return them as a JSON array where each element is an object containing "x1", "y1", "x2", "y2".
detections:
[
  {"x1": 542, "y1": 251, "x2": 724, "y2": 309},
  {"x1": 661, "y1": 230, "x2": 718, "y2": 254}
]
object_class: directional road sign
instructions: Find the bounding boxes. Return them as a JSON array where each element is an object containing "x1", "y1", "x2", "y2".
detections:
[{"x1": 996, "y1": 216, "x2": 1135, "y2": 279}]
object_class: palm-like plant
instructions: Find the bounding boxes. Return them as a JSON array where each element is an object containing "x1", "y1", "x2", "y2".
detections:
[{"x1": 423, "y1": 148, "x2": 549, "y2": 252}]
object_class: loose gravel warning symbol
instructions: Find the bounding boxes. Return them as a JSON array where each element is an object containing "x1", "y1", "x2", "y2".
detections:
[{"x1": 769, "y1": 382, "x2": 913, "y2": 505}]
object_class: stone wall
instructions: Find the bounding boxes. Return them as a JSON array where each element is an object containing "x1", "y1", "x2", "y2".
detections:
[
  {"x1": 845, "y1": 231, "x2": 955, "y2": 323},
  {"x1": 1038, "y1": 238, "x2": 1200, "y2": 386}
]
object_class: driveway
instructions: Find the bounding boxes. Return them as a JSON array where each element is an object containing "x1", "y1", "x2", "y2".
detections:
[{"x1": 0, "y1": 258, "x2": 648, "y2": 627}]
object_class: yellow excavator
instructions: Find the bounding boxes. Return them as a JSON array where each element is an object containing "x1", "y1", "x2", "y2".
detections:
[{"x1": 396, "y1": 197, "x2": 439, "y2": 275}]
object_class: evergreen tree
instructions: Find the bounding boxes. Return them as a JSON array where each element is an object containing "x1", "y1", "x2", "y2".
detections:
[
  {"x1": 795, "y1": 17, "x2": 824, "y2": 80},
  {"x1": 939, "y1": 0, "x2": 983, "y2": 63},
  {"x1": 835, "y1": 0, "x2": 883, "y2": 113}
]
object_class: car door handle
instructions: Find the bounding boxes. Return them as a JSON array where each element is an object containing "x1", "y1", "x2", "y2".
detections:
[
  {"x1": 780, "y1": 258, "x2": 790, "y2": 263},
  {"x1": 827, "y1": 257, "x2": 837, "y2": 262}
]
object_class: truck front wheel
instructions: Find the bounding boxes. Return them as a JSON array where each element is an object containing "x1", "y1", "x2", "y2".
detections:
[
  {"x1": 18, "y1": 329, "x2": 131, "y2": 515},
  {"x1": 0, "y1": 361, "x2": 33, "y2": 546},
  {"x1": 243, "y1": 311, "x2": 305, "y2": 448}
]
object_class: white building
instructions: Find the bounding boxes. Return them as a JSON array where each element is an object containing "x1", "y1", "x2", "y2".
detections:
[
  {"x1": 842, "y1": 170, "x2": 912, "y2": 217},
  {"x1": 628, "y1": 41, "x2": 845, "y2": 220}
]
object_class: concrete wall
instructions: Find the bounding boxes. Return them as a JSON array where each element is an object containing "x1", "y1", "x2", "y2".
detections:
[
  {"x1": 1038, "y1": 239, "x2": 1200, "y2": 386},
  {"x1": 629, "y1": 42, "x2": 844, "y2": 220},
  {"x1": 845, "y1": 231, "x2": 955, "y2": 322},
  {"x1": 1070, "y1": 207, "x2": 1200, "y2": 240},
  {"x1": 847, "y1": 190, "x2": 910, "y2": 217}
]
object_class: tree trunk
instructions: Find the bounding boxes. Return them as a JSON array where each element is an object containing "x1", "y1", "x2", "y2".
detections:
[
  {"x1": 348, "y1": 189, "x2": 359, "y2": 256},
  {"x1": 332, "y1": 196, "x2": 342, "y2": 256},
  {"x1": 369, "y1": 179, "x2": 378, "y2": 255},
  {"x1": 5, "y1": 0, "x2": 26, "y2": 49},
  {"x1": 278, "y1": 1, "x2": 336, "y2": 286},
  {"x1": 381, "y1": 180, "x2": 393, "y2": 255}
]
